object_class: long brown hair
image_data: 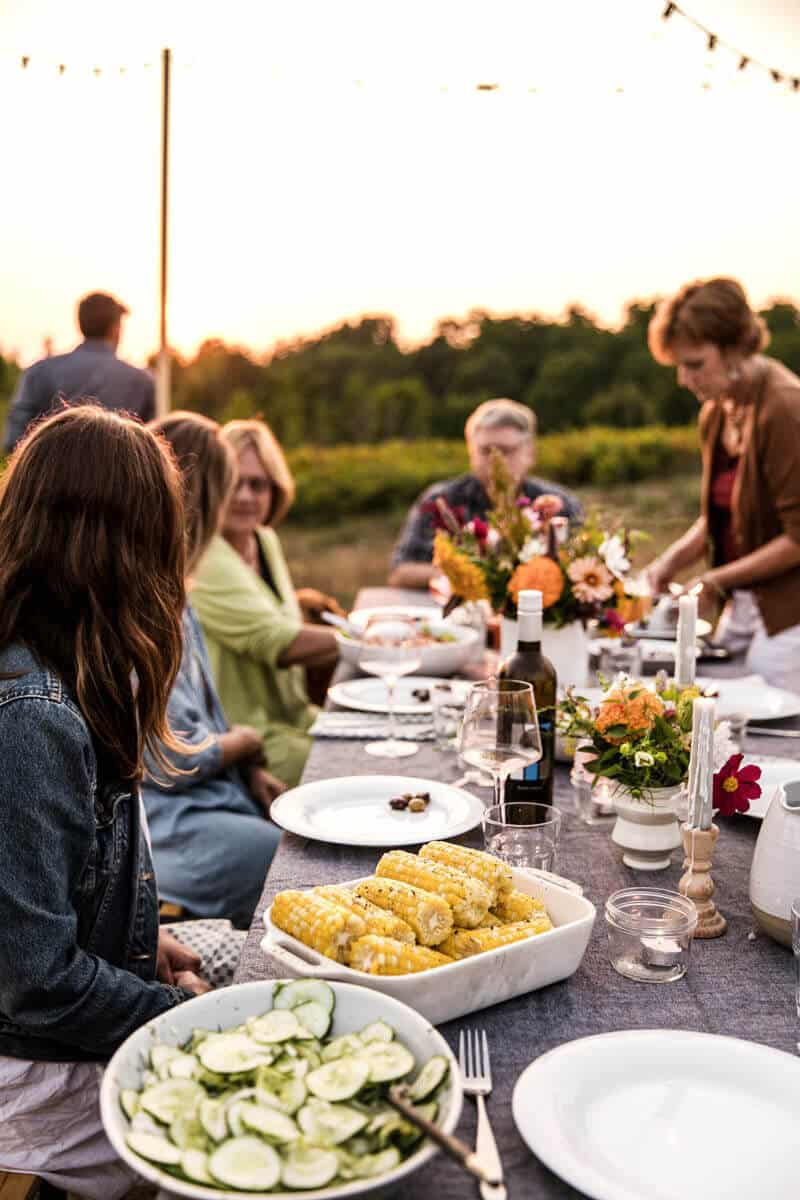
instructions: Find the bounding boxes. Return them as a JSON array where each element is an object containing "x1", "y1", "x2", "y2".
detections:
[
  {"x1": 648, "y1": 277, "x2": 770, "y2": 365},
  {"x1": 0, "y1": 406, "x2": 188, "y2": 781},
  {"x1": 151, "y1": 411, "x2": 236, "y2": 571}
]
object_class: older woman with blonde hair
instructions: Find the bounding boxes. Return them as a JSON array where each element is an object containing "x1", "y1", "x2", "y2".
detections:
[
  {"x1": 645, "y1": 277, "x2": 800, "y2": 691},
  {"x1": 191, "y1": 418, "x2": 340, "y2": 787}
]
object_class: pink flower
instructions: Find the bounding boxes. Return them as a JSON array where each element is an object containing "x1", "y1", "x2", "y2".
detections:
[
  {"x1": 713, "y1": 754, "x2": 762, "y2": 817},
  {"x1": 602, "y1": 608, "x2": 627, "y2": 633},
  {"x1": 567, "y1": 556, "x2": 614, "y2": 604},
  {"x1": 515, "y1": 496, "x2": 532, "y2": 508},
  {"x1": 533, "y1": 494, "x2": 564, "y2": 520},
  {"x1": 470, "y1": 517, "x2": 489, "y2": 545}
]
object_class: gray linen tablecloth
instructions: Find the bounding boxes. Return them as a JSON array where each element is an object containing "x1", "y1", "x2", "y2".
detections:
[{"x1": 235, "y1": 589, "x2": 800, "y2": 1199}]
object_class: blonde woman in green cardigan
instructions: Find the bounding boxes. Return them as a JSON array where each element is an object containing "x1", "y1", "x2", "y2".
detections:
[{"x1": 191, "y1": 420, "x2": 340, "y2": 787}]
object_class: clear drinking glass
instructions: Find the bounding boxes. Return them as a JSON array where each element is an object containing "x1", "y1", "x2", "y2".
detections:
[
  {"x1": 430, "y1": 683, "x2": 464, "y2": 751},
  {"x1": 725, "y1": 712, "x2": 749, "y2": 753},
  {"x1": 792, "y1": 898, "x2": 800, "y2": 1026},
  {"x1": 358, "y1": 616, "x2": 422, "y2": 759},
  {"x1": 482, "y1": 801, "x2": 562, "y2": 871},
  {"x1": 592, "y1": 639, "x2": 643, "y2": 684},
  {"x1": 458, "y1": 679, "x2": 542, "y2": 810}
]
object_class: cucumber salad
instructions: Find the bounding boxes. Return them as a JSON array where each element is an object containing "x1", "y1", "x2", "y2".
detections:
[{"x1": 121, "y1": 980, "x2": 450, "y2": 1192}]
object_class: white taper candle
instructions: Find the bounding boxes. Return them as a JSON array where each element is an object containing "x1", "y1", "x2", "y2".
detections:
[
  {"x1": 675, "y1": 593, "x2": 697, "y2": 689},
  {"x1": 686, "y1": 697, "x2": 716, "y2": 830}
]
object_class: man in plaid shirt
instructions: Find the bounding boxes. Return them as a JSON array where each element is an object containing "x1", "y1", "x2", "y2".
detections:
[{"x1": 389, "y1": 398, "x2": 582, "y2": 589}]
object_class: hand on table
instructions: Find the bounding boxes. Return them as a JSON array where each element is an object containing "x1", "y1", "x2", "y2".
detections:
[
  {"x1": 219, "y1": 724, "x2": 265, "y2": 768},
  {"x1": 157, "y1": 928, "x2": 202, "y2": 986},
  {"x1": 175, "y1": 971, "x2": 213, "y2": 995},
  {"x1": 296, "y1": 587, "x2": 346, "y2": 621},
  {"x1": 248, "y1": 764, "x2": 287, "y2": 817}
]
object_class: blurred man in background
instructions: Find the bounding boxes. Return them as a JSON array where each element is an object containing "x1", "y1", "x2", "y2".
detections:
[{"x1": 4, "y1": 291, "x2": 155, "y2": 450}]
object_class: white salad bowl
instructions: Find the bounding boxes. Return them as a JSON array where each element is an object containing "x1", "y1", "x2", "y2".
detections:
[
  {"x1": 100, "y1": 979, "x2": 462, "y2": 1200},
  {"x1": 336, "y1": 615, "x2": 479, "y2": 677}
]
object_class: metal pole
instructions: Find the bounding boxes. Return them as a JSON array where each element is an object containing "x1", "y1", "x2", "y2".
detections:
[{"x1": 156, "y1": 46, "x2": 171, "y2": 416}]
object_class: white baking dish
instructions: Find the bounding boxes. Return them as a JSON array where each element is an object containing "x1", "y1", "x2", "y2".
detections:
[{"x1": 260, "y1": 869, "x2": 596, "y2": 1025}]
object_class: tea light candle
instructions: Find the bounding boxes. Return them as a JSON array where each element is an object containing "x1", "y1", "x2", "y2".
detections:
[
  {"x1": 595, "y1": 777, "x2": 616, "y2": 816},
  {"x1": 686, "y1": 697, "x2": 716, "y2": 830},
  {"x1": 640, "y1": 934, "x2": 683, "y2": 968},
  {"x1": 675, "y1": 593, "x2": 697, "y2": 688}
]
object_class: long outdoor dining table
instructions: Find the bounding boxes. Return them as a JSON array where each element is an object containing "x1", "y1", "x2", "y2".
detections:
[{"x1": 235, "y1": 588, "x2": 799, "y2": 1199}]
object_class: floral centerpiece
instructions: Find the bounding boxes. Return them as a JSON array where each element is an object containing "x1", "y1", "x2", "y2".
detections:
[{"x1": 430, "y1": 451, "x2": 646, "y2": 632}]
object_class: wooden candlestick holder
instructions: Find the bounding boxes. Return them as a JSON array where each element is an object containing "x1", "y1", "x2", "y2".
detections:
[{"x1": 679, "y1": 823, "x2": 727, "y2": 938}]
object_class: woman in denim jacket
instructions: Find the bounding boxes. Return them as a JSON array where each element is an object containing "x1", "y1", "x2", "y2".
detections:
[
  {"x1": 143, "y1": 413, "x2": 284, "y2": 927},
  {"x1": 0, "y1": 408, "x2": 209, "y2": 1197}
]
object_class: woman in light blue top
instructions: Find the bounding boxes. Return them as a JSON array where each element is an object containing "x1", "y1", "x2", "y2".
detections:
[{"x1": 143, "y1": 413, "x2": 284, "y2": 927}]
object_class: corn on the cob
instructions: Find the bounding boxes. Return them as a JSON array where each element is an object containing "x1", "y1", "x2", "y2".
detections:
[
  {"x1": 354, "y1": 877, "x2": 453, "y2": 946},
  {"x1": 490, "y1": 889, "x2": 549, "y2": 925},
  {"x1": 347, "y1": 935, "x2": 453, "y2": 975},
  {"x1": 375, "y1": 850, "x2": 492, "y2": 928},
  {"x1": 313, "y1": 885, "x2": 415, "y2": 944},
  {"x1": 475, "y1": 911, "x2": 504, "y2": 928},
  {"x1": 419, "y1": 841, "x2": 513, "y2": 898},
  {"x1": 270, "y1": 890, "x2": 366, "y2": 962},
  {"x1": 437, "y1": 917, "x2": 553, "y2": 959}
]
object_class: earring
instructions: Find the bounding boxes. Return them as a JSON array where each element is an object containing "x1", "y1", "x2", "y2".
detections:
[{"x1": 728, "y1": 363, "x2": 741, "y2": 384}]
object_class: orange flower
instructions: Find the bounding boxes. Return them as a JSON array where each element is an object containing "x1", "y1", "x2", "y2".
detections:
[
  {"x1": 627, "y1": 690, "x2": 663, "y2": 731},
  {"x1": 595, "y1": 701, "x2": 628, "y2": 743},
  {"x1": 508, "y1": 556, "x2": 564, "y2": 607},
  {"x1": 595, "y1": 684, "x2": 663, "y2": 744}
]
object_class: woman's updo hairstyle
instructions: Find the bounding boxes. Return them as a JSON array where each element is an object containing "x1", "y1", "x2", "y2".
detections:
[{"x1": 648, "y1": 277, "x2": 769, "y2": 365}]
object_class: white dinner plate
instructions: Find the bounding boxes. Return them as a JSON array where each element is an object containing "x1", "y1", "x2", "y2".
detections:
[
  {"x1": 328, "y1": 675, "x2": 473, "y2": 715},
  {"x1": 512, "y1": 1030, "x2": 800, "y2": 1200},
  {"x1": 574, "y1": 677, "x2": 800, "y2": 723},
  {"x1": 269, "y1": 774, "x2": 486, "y2": 847},
  {"x1": 627, "y1": 618, "x2": 713, "y2": 640},
  {"x1": 740, "y1": 756, "x2": 800, "y2": 820},
  {"x1": 590, "y1": 638, "x2": 698, "y2": 664}
]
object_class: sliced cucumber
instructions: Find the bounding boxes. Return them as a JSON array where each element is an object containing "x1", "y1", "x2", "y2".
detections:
[
  {"x1": 139, "y1": 1079, "x2": 205, "y2": 1125},
  {"x1": 359, "y1": 1021, "x2": 394, "y2": 1045},
  {"x1": 407, "y1": 1054, "x2": 449, "y2": 1102},
  {"x1": 208, "y1": 1136, "x2": 281, "y2": 1191},
  {"x1": 351, "y1": 1146, "x2": 402, "y2": 1178},
  {"x1": 321, "y1": 1034, "x2": 363, "y2": 1063},
  {"x1": 119, "y1": 1088, "x2": 140, "y2": 1120},
  {"x1": 126, "y1": 1130, "x2": 182, "y2": 1167},
  {"x1": 281, "y1": 1144, "x2": 339, "y2": 1189},
  {"x1": 256, "y1": 1076, "x2": 307, "y2": 1116},
  {"x1": 247, "y1": 1010, "x2": 306, "y2": 1044},
  {"x1": 169, "y1": 1112, "x2": 208, "y2": 1151},
  {"x1": 130, "y1": 1111, "x2": 163, "y2": 1135},
  {"x1": 199, "y1": 1097, "x2": 228, "y2": 1143},
  {"x1": 151, "y1": 1044, "x2": 183, "y2": 1075},
  {"x1": 181, "y1": 1147, "x2": 214, "y2": 1184},
  {"x1": 274, "y1": 1053, "x2": 310, "y2": 1079},
  {"x1": 273, "y1": 979, "x2": 335, "y2": 1013},
  {"x1": 358, "y1": 1041, "x2": 415, "y2": 1084},
  {"x1": 297, "y1": 1097, "x2": 369, "y2": 1146},
  {"x1": 292, "y1": 1000, "x2": 332, "y2": 1039},
  {"x1": 306, "y1": 1057, "x2": 371, "y2": 1102},
  {"x1": 189, "y1": 1027, "x2": 213, "y2": 1051},
  {"x1": 197, "y1": 1033, "x2": 270, "y2": 1075},
  {"x1": 167, "y1": 1052, "x2": 199, "y2": 1081},
  {"x1": 238, "y1": 1102, "x2": 300, "y2": 1143}
]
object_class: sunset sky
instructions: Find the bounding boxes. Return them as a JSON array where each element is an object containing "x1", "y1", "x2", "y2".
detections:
[{"x1": 1, "y1": 0, "x2": 799, "y2": 367}]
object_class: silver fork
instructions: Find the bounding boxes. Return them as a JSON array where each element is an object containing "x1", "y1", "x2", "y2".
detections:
[{"x1": 459, "y1": 1028, "x2": 507, "y2": 1200}]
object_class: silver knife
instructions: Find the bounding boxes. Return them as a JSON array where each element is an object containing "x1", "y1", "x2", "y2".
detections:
[{"x1": 747, "y1": 726, "x2": 800, "y2": 738}]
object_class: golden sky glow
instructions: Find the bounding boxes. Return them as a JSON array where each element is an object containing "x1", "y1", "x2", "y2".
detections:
[{"x1": 1, "y1": 0, "x2": 799, "y2": 366}]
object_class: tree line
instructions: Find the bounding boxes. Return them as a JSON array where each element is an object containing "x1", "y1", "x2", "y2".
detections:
[{"x1": 2, "y1": 300, "x2": 799, "y2": 446}]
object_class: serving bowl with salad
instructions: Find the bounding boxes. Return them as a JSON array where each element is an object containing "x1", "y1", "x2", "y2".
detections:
[
  {"x1": 336, "y1": 610, "x2": 479, "y2": 677},
  {"x1": 101, "y1": 978, "x2": 461, "y2": 1199}
]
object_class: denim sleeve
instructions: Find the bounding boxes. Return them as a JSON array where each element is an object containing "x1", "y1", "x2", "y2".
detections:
[
  {"x1": 0, "y1": 697, "x2": 188, "y2": 1056},
  {"x1": 390, "y1": 491, "x2": 436, "y2": 567},
  {"x1": 3, "y1": 364, "x2": 48, "y2": 452},
  {"x1": 143, "y1": 647, "x2": 223, "y2": 792}
]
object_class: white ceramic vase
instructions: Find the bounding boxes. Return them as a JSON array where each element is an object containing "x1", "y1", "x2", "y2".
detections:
[
  {"x1": 610, "y1": 783, "x2": 684, "y2": 871},
  {"x1": 500, "y1": 617, "x2": 590, "y2": 687},
  {"x1": 750, "y1": 778, "x2": 800, "y2": 946}
]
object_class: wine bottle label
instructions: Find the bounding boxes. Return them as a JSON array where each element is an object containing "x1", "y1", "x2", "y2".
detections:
[{"x1": 509, "y1": 720, "x2": 554, "y2": 781}]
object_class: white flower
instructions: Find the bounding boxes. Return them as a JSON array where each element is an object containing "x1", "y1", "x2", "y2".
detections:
[
  {"x1": 485, "y1": 528, "x2": 501, "y2": 550},
  {"x1": 634, "y1": 750, "x2": 655, "y2": 768},
  {"x1": 599, "y1": 534, "x2": 631, "y2": 580},
  {"x1": 713, "y1": 721, "x2": 737, "y2": 771},
  {"x1": 518, "y1": 535, "x2": 546, "y2": 563},
  {"x1": 522, "y1": 507, "x2": 542, "y2": 528}
]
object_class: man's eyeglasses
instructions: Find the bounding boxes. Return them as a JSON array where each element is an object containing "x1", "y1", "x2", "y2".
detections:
[{"x1": 235, "y1": 475, "x2": 272, "y2": 495}]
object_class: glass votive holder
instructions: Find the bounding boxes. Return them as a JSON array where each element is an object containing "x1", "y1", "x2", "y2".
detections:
[
  {"x1": 430, "y1": 682, "x2": 464, "y2": 751},
  {"x1": 724, "y1": 711, "x2": 748, "y2": 753},
  {"x1": 571, "y1": 768, "x2": 616, "y2": 827},
  {"x1": 605, "y1": 888, "x2": 698, "y2": 984},
  {"x1": 482, "y1": 801, "x2": 562, "y2": 872},
  {"x1": 592, "y1": 638, "x2": 643, "y2": 684}
]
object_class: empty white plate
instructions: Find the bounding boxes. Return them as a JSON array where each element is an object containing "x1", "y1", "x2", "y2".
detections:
[
  {"x1": 513, "y1": 1030, "x2": 800, "y2": 1200},
  {"x1": 329, "y1": 675, "x2": 473, "y2": 715},
  {"x1": 269, "y1": 773, "x2": 486, "y2": 846}
]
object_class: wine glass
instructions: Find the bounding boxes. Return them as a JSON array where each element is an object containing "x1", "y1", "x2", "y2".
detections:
[
  {"x1": 358, "y1": 616, "x2": 423, "y2": 759},
  {"x1": 458, "y1": 679, "x2": 542, "y2": 809}
]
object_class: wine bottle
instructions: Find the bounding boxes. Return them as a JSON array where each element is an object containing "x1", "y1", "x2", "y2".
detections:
[{"x1": 499, "y1": 588, "x2": 557, "y2": 805}]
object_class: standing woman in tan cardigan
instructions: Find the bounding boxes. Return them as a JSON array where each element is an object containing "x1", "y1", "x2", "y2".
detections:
[{"x1": 645, "y1": 277, "x2": 800, "y2": 692}]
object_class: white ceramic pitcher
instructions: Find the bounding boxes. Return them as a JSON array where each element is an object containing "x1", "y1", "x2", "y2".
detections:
[{"x1": 749, "y1": 778, "x2": 800, "y2": 946}]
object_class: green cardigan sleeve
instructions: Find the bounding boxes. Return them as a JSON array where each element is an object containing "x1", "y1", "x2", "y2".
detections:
[{"x1": 190, "y1": 534, "x2": 302, "y2": 669}]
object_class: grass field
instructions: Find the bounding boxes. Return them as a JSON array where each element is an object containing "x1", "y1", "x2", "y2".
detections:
[{"x1": 280, "y1": 473, "x2": 702, "y2": 610}]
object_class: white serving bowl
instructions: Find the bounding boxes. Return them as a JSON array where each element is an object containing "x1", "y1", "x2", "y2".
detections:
[
  {"x1": 336, "y1": 615, "x2": 479, "y2": 677},
  {"x1": 100, "y1": 979, "x2": 462, "y2": 1200}
]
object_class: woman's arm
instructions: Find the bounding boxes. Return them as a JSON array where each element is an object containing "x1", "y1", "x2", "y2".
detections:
[
  {"x1": 0, "y1": 699, "x2": 189, "y2": 1058},
  {"x1": 702, "y1": 535, "x2": 800, "y2": 594},
  {"x1": 646, "y1": 517, "x2": 708, "y2": 594},
  {"x1": 277, "y1": 625, "x2": 339, "y2": 669},
  {"x1": 388, "y1": 561, "x2": 437, "y2": 589}
]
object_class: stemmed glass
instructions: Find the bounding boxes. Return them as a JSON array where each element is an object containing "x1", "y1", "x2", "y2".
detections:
[
  {"x1": 358, "y1": 616, "x2": 423, "y2": 759},
  {"x1": 458, "y1": 679, "x2": 542, "y2": 810}
]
